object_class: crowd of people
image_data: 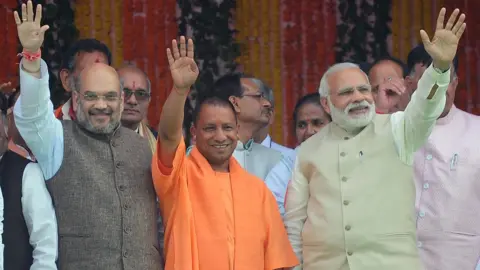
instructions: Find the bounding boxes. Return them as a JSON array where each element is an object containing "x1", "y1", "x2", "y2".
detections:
[{"x1": 0, "y1": 1, "x2": 477, "y2": 270}]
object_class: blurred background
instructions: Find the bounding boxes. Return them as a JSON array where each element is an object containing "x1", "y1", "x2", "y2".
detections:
[{"x1": 0, "y1": 0, "x2": 479, "y2": 146}]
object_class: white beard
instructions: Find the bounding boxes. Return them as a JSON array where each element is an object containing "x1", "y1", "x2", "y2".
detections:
[{"x1": 327, "y1": 97, "x2": 375, "y2": 133}]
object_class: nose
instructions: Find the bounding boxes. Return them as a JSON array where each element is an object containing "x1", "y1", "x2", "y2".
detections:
[
  {"x1": 214, "y1": 129, "x2": 228, "y2": 142},
  {"x1": 352, "y1": 88, "x2": 366, "y2": 103},
  {"x1": 305, "y1": 124, "x2": 316, "y2": 137},
  {"x1": 95, "y1": 98, "x2": 108, "y2": 110},
  {"x1": 261, "y1": 98, "x2": 272, "y2": 109},
  {"x1": 126, "y1": 93, "x2": 138, "y2": 105}
]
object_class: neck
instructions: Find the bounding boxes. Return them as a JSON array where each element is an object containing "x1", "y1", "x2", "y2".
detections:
[
  {"x1": 238, "y1": 121, "x2": 258, "y2": 144},
  {"x1": 122, "y1": 121, "x2": 141, "y2": 131},
  {"x1": 253, "y1": 126, "x2": 269, "y2": 143},
  {"x1": 211, "y1": 161, "x2": 230, "y2": 173}
]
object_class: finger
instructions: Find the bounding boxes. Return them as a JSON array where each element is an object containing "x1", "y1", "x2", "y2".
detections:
[
  {"x1": 172, "y1": 39, "x2": 180, "y2": 60},
  {"x1": 456, "y1": 23, "x2": 467, "y2": 39},
  {"x1": 13, "y1": 11, "x2": 21, "y2": 25},
  {"x1": 187, "y1": 38, "x2": 194, "y2": 58},
  {"x1": 179, "y1": 36, "x2": 186, "y2": 57},
  {"x1": 40, "y1": 25, "x2": 50, "y2": 34},
  {"x1": 27, "y1": 1, "x2": 34, "y2": 22},
  {"x1": 21, "y1": 3, "x2": 27, "y2": 22},
  {"x1": 34, "y1": 4, "x2": 42, "y2": 24},
  {"x1": 166, "y1": 48, "x2": 175, "y2": 67},
  {"x1": 452, "y1": 13, "x2": 466, "y2": 34},
  {"x1": 445, "y1": 9, "x2": 459, "y2": 30},
  {"x1": 436, "y1": 8, "x2": 446, "y2": 30},
  {"x1": 420, "y1": 30, "x2": 431, "y2": 46},
  {"x1": 390, "y1": 81, "x2": 406, "y2": 94}
]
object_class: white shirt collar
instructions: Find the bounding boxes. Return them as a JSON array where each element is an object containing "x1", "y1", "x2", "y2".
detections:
[{"x1": 260, "y1": 134, "x2": 272, "y2": 148}]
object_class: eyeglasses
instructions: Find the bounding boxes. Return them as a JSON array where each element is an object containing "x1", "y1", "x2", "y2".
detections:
[
  {"x1": 81, "y1": 91, "x2": 120, "y2": 102},
  {"x1": 242, "y1": 92, "x2": 266, "y2": 99},
  {"x1": 123, "y1": 88, "x2": 151, "y2": 101}
]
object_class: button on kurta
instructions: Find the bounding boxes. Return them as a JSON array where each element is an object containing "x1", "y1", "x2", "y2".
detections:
[
  {"x1": 426, "y1": 154, "x2": 433, "y2": 160},
  {"x1": 345, "y1": 225, "x2": 351, "y2": 231},
  {"x1": 341, "y1": 176, "x2": 348, "y2": 182},
  {"x1": 343, "y1": 200, "x2": 349, "y2": 205},
  {"x1": 347, "y1": 251, "x2": 353, "y2": 256},
  {"x1": 423, "y1": 183, "x2": 429, "y2": 189},
  {"x1": 340, "y1": 152, "x2": 346, "y2": 157},
  {"x1": 418, "y1": 211, "x2": 425, "y2": 217},
  {"x1": 119, "y1": 185, "x2": 126, "y2": 191},
  {"x1": 344, "y1": 137, "x2": 349, "y2": 140},
  {"x1": 123, "y1": 204, "x2": 129, "y2": 210},
  {"x1": 116, "y1": 161, "x2": 123, "y2": 168}
]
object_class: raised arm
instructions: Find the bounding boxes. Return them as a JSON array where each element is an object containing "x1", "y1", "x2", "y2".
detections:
[
  {"x1": 13, "y1": 1, "x2": 63, "y2": 179},
  {"x1": 157, "y1": 36, "x2": 199, "y2": 167},
  {"x1": 392, "y1": 8, "x2": 466, "y2": 164}
]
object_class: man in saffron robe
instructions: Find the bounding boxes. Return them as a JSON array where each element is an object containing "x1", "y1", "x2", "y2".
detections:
[{"x1": 152, "y1": 36, "x2": 298, "y2": 270}]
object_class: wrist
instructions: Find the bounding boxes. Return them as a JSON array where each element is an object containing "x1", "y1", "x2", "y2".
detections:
[
  {"x1": 173, "y1": 86, "x2": 190, "y2": 95},
  {"x1": 432, "y1": 61, "x2": 450, "y2": 73}
]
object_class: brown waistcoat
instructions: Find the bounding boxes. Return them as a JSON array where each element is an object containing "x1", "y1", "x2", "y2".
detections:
[{"x1": 47, "y1": 121, "x2": 162, "y2": 270}]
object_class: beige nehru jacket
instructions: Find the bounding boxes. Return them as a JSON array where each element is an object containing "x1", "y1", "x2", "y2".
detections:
[{"x1": 284, "y1": 64, "x2": 450, "y2": 270}]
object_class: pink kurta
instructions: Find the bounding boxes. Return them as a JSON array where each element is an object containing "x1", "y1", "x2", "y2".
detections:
[{"x1": 414, "y1": 105, "x2": 480, "y2": 270}]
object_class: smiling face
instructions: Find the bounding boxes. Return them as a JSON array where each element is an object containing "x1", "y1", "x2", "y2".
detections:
[
  {"x1": 191, "y1": 102, "x2": 238, "y2": 170},
  {"x1": 321, "y1": 67, "x2": 375, "y2": 132},
  {"x1": 72, "y1": 63, "x2": 124, "y2": 134},
  {"x1": 118, "y1": 66, "x2": 151, "y2": 130}
]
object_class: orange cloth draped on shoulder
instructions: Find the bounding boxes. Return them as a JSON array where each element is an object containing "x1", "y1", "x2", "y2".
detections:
[{"x1": 152, "y1": 137, "x2": 299, "y2": 270}]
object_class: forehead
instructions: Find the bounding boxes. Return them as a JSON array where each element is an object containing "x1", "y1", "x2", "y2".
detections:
[
  {"x1": 369, "y1": 61, "x2": 403, "y2": 84},
  {"x1": 118, "y1": 70, "x2": 148, "y2": 89},
  {"x1": 329, "y1": 68, "x2": 369, "y2": 93},
  {"x1": 81, "y1": 68, "x2": 120, "y2": 93},
  {"x1": 298, "y1": 103, "x2": 326, "y2": 119},
  {"x1": 75, "y1": 51, "x2": 108, "y2": 71},
  {"x1": 240, "y1": 78, "x2": 259, "y2": 94},
  {"x1": 197, "y1": 104, "x2": 236, "y2": 125}
]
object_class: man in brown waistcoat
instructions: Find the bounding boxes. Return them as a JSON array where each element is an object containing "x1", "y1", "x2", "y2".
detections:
[{"x1": 12, "y1": 2, "x2": 163, "y2": 269}]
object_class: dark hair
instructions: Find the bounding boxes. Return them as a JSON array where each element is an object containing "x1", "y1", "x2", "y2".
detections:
[
  {"x1": 7, "y1": 88, "x2": 20, "y2": 109},
  {"x1": 60, "y1": 39, "x2": 112, "y2": 72},
  {"x1": 407, "y1": 44, "x2": 459, "y2": 75},
  {"x1": 192, "y1": 92, "x2": 237, "y2": 126},
  {"x1": 0, "y1": 92, "x2": 8, "y2": 116},
  {"x1": 212, "y1": 73, "x2": 245, "y2": 101},
  {"x1": 366, "y1": 56, "x2": 408, "y2": 78},
  {"x1": 292, "y1": 93, "x2": 327, "y2": 131}
]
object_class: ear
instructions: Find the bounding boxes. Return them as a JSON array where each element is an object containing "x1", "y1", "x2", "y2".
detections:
[
  {"x1": 190, "y1": 124, "x2": 196, "y2": 138},
  {"x1": 228, "y1": 96, "x2": 241, "y2": 113},
  {"x1": 60, "y1": 69, "x2": 71, "y2": 92},
  {"x1": 71, "y1": 91, "x2": 79, "y2": 112},
  {"x1": 320, "y1": 97, "x2": 331, "y2": 114}
]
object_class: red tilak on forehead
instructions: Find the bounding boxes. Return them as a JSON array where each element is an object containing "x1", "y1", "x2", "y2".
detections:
[{"x1": 132, "y1": 81, "x2": 136, "y2": 88}]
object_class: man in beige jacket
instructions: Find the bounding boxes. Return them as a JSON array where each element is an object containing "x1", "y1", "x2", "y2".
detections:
[{"x1": 284, "y1": 8, "x2": 466, "y2": 270}]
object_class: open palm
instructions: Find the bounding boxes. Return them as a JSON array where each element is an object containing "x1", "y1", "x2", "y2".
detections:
[
  {"x1": 420, "y1": 8, "x2": 466, "y2": 66},
  {"x1": 13, "y1": 1, "x2": 49, "y2": 52},
  {"x1": 167, "y1": 36, "x2": 199, "y2": 92}
]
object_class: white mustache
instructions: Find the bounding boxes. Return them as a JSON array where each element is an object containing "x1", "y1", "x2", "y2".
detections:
[{"x1": 345, "y1": 101, "x2": 371, "y2": 113}]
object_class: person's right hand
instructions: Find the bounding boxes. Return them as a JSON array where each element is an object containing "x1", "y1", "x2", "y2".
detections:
[
  {"x1": 13, "y1": 0, "x2": 49, "y2": 53},
  {"x1": 374, "y1": 77, "x2": 406, "y2": 113},
  {"x1": 166, "y1": 36, "x2": 199, "y2": 94},
  {"x1": 0, "y1": 82, "x2": 16, "y2": 94}
]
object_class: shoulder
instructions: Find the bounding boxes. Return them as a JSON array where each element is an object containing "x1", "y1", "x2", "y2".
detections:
[
  {"x1": 272, "y1": 141, "x2": 295, "y2": 157},
  {"x1": 252, "y1": 142, "x2": 282, "y2": 157}
]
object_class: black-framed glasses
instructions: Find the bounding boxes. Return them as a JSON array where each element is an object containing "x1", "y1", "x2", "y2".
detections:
[
  {"x1": 81, "y1": 91, "x2": 120, "y2": 102},
  {"x1": 242, "y1": 92, "x2": 266, "y2": 99},
  {"x1": 123, "y1": 88, "x2": 151, "y2": 101}
]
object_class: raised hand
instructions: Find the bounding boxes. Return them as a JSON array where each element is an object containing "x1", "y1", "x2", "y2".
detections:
[
  {"x1": 374, "y1": 77, "x2": 406, "y2": 113},
  {"x1": 166, "y1": 36, "x2": 199, "y2": 93},
  {"x1": 420, "y1": 8, "x2": 466, "y2": 71},
  {"x1": 13, "y1": 1, "x2": 49, "y2": 53}
]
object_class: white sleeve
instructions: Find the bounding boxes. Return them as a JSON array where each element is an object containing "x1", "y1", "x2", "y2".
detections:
[{"x1": 21, "y1": 163, "x2": 58, "y2": 270}]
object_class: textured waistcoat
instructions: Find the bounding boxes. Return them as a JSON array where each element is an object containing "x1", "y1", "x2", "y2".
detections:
[
  {"x1": 298, "y1": 115, "x2": 422, "y2": 270},
  {"x1": 48, "y1": 121, "x2": 162, "y2": 270}
]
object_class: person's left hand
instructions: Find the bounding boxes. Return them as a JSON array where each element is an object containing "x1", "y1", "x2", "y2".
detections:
[{"x1": 420, "y1": 8, "x2": 466, "y2": 71}]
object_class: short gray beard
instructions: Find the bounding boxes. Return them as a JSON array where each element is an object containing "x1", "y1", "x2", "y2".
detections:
[
  {"x1": 75, "y1": 99, "x2": 119, "y2": 134},
  {"x1": 327, "y1": 97, "x2": 375, "y2": 133}
]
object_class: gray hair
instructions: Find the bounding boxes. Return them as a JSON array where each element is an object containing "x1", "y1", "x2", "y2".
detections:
[
  {"x1": 318, "y1": 63, "x2": 368, "y2": 98},
  {"x1": 249, "y1": 78, "x2": 274, "y2": 107}
]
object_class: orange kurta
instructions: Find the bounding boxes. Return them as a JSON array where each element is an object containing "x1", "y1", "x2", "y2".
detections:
[{"x1": 152, "y1": 138, "x2": 298, "y2": 270}]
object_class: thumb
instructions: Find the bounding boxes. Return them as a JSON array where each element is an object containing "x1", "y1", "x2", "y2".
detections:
[
  {"x1": 420, "y1": 30, "x2": 431, "y2": 46},
  {"x1": 40, "y1": 25, "x2": 50, "y2": 34}
]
